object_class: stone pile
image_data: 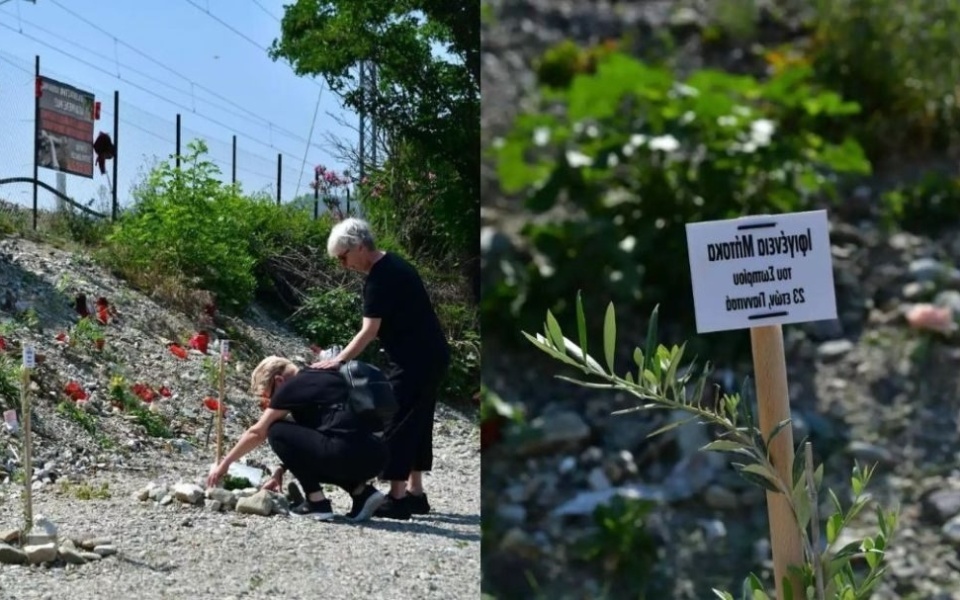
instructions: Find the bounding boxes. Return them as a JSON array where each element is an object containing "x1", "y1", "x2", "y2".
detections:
[
  {"x1": 0, "y1": 516, "x2": 116, "y2": 566},
  {"x1": 137, "y1": 481, "x2": 291, "y2": 517}
]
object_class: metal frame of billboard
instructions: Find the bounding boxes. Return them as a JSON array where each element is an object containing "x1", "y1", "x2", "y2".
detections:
[{"x1": 35, "y1": 74, "x2": 96, "y2": 179}]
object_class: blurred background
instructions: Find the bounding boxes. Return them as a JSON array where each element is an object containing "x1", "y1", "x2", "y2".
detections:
[{"x1": 481, "y1": 0, "x2": 960, "y2": 597}]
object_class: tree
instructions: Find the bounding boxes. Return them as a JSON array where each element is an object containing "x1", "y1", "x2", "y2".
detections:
[
  {"x1": 269, "y1": 0, "x2": 479, "y2": 301},
  {"x1": 270, "y1": 1, "x2": 478, "y2": 186}
]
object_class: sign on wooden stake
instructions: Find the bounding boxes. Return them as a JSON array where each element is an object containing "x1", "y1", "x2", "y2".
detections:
[{"x1": 685, "y1": 209, "x2": 837, "y2": 599}]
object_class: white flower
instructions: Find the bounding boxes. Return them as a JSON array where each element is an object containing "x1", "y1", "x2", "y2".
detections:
[
  {"x1": 750, "y1": 119, "x2": 776, "y2": 146},
  {"x1": 585, "y1": 124, "x2": 599, "y2": 138},
  {"x1": 609, "y1": 270, "x2": 624, "y2": 282},
  {"x1": 681, "y1": 111, "x2": 695, "y2": 125},
  {"x1": 672, "y1": 83, "x2": 699, "y2": 97},
  {"x1": 565, "y1": 150, "x2": 593, "y2": 168},
  {"x1": 533, "y1": 127, "x2": 550, "y2": 147},
  {"x1": 607, "y1": 153, "x2": 620, "y2": 168},
  {"x1": 649, "y1": 135, "x2": 680, "y2": 153},
  {"x1": 619, "y1": 236, "x2": 636, "y2": 252},
  {"x1": 717, "y1": 116, "x2": 737, "y2": 127},
  {"x1": 630, "y1": 134, "x2": 648, "y2": 147}
]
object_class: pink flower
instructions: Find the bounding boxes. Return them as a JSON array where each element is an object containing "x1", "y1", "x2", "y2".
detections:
[{"x1": 906, "y1": 303, "x2": 957, "y2": 335}]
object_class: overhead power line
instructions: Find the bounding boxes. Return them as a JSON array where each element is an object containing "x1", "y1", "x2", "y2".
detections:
[{"x1": 44, "y1": 0, "x2": 325, "y2": 147}]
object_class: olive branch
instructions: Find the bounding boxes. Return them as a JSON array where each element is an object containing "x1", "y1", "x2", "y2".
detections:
[{"x1": 522, "y1": 292, "x2": 899, "y2": 600}]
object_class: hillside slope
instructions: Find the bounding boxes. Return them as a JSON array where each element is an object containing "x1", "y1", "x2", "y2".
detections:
[{"x1": 0, "y1": 235, "x2": 480, "y2": 600}]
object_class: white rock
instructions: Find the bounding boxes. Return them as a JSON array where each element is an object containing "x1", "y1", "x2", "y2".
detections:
[
  {"x1": 24, "y1": 542, "x2": 57, "y2": 564},
  {"x1": 173, "y1": 483, "x2": 204, "y2": 505}
]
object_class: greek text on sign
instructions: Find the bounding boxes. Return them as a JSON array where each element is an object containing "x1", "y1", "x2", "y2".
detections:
[
  {"x1": 22, "y1": 345, "x2": 35, "y2": 369},
  {"x1": 685, "y1": 210, "x2": 837, "y2": 333}
]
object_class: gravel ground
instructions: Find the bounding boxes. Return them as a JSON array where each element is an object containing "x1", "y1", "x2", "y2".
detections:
[
  {"x1": 0, "y1": 234, "x2": 480, "y2": 600},
  {"x1": 0, "y1": 409, "x2": 480, "y2": 600}
]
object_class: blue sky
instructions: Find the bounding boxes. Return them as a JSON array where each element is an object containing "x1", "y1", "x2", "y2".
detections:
[{"x1": 0, "y1": 0, "x2": 355, "y2": 214}]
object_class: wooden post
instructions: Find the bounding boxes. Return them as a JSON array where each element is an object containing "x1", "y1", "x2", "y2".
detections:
[
  {"x1": 685, "y1": 210, "x2": 837, "y2": 600},
  {"x1": 751, "y1": 325, "x2": 804, "y2": 597},
  {"x1": 20, "y1": 345, "x2": 35, "y2": 537},
  {"x1": 215, "y1": 340, "x2": 229, "y2": 463}
]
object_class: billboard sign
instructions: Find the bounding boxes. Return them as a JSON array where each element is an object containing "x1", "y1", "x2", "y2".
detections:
[{"x1": 36, "y1": 76, "x2": 95, "y2": 179}]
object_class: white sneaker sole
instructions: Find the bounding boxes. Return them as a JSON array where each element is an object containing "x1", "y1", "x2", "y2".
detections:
[
  {"x1": 349, "y1": 491, "x2": 387, "y2": 522},
  {"x1": 291, "y1": 510, "x2": 335, "y2": 521}
]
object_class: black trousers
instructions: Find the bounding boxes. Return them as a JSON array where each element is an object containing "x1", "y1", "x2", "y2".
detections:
[
  {"x1": 267, "y1": 420, "x2": 387, "y2": 496},
  {"x1": 380, "y1": 362, "x2": 448, "y2": 481}
]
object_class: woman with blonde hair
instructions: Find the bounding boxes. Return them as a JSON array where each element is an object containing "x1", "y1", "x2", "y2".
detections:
[{"x1": 206, "y1": 356, "x2": 388, "y2": 521}]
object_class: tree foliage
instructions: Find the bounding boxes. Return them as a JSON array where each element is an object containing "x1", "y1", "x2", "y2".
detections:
[{"x1": 269, "y1": 0, "x2": 479, "y2": 201}]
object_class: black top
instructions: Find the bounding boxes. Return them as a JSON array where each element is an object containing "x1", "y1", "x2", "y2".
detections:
[
  {"x1": 269, "y1": 368, "x2": 364, "y2": 433},
  {"x1": 363, "y1": 253, "x2": 450, "y2": 377}
]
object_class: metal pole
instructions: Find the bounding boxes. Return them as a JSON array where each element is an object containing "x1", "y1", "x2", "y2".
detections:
[
  {"x1": 112, "y1": 90, "x2": 119, "y2": 220},
  {"x1": 32, "y1": 55, "x2": 39, "y2": 231},
  {"x1": 276, "y1": 153, "x2": 282, "y2": 205},
  {"x1": 346, "y1": 187, "x2": 350, "y2": 216},
  {"x1": 175, "y1": 113, "x2": 181, "y2": 169},
  {"x1": 231, "y1": 135, "x2": 237, "y2": 184}
]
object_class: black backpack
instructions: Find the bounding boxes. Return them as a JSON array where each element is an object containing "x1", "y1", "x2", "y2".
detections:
[{"x1": 339, "y1": 360, "x2": 397, "y2": 433}]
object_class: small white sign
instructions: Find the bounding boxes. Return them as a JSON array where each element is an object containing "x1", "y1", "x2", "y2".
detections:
[
  {"x1": 220, "y1": 340, "x2": 230, "y2": 359},
  {"x1": 22, "y1": 345, "x2": 35, "y2": 369},
  {"x1": 3, "y1": 409, "x2": 18, "y2": 434},
  {"x1": 685, "y1": 210, "x2": 837, "y2": 333}
]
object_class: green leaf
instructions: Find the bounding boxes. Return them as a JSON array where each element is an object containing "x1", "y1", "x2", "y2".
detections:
[
  {"x1": 644, "y1": 304, "x2": 659, "y2": 376},
  {"x1": 711, "y1": 590, "x2": 735, "y2": 600},
  {"x1": 603, "y1": 302, "x2": 616, "y2": 373},
  {"x1": 575, "y1": 290, "x2": 588, "y2": 363},
  {"x1": 736, "y1": 463, "x2": 781, "y2": 494},
  {"x1": 633, "y1": 347, "x2": 644, "y2": 369},
  {"x1": 826, "y1": 513, "x2": 843, "y2": 545},
  {"x1": 766, "y1": 418, "x2": 792, "y2": 449},
  {"x1": 701, "y1": 439, "x2": 750, "y2": 454},
  {"x1": 545, "y1": 310, "x2": 564, "y2": 351},
  {"x1": 647, "y1": 415, "x2": 698, "y2": 440}
]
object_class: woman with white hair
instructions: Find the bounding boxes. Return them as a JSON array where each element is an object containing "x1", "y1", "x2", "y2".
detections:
[
  {"x1": 314, "y1": 217, "x2": 450, "y2": 520},
  {"x1": 206, "y1": 356, "x2": 388, "y2": 522}
]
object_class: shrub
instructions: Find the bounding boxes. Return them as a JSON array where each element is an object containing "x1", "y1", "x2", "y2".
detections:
[
  {"x1": 292, "y1": 285, "x2": 366, "y2": 356},
  {"x1": 490, "y1": 50, "x2": 870, "y2": 341},
  {"x1": 809, "y1": 0, "x2": 960, "y2": 160},
  {"x1": 880, "y1": 172, "x2": 960, "y2": 234},
  {"x1": 104, "y1": 140, "x2": 259, "y2": 311}
]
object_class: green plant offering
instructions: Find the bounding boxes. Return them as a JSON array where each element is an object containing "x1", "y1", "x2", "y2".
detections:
[
  {"x1": 222, "y1": 475, "x2": 252, "y2": 491},
  {"x1": 524, "y1": 293, "x2": 899, "y2": 600}
]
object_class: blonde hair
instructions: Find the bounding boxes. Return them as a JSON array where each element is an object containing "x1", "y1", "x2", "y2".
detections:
[
  {"x1": 326, "y1": 217, "x2": 376, "y2": 257},
  {"x1": 250, "y1": 356, "x2": 298, "y2": 397}
]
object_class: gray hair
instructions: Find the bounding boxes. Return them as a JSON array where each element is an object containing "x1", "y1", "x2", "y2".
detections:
[{"x1": 326, "y1": 217, "x2": 377, "y2": 257}]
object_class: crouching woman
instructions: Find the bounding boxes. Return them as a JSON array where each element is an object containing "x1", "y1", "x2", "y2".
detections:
[{"x1": 205, "y1": 356, "x2": 388, "y2": 521}]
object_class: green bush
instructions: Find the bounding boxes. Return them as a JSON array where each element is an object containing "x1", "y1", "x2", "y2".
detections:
[
  {"x1": 104, "y1": 140, "x2": 259, "y2": 311},
  {"x1": 810, "y1": 0, "x2": 960, "y2": 160},
  {"x1": 360, "y1": 140, "x2": 475, "y2": 269},
  {"x1": 880, "y1": 172, "x2": 960, "y2": 234},
  {"x1": 490, "y1": 51, "x2": 870, "y2": 340},
  {"x1": 292, "y1": 285, "x2": 365, "y2": 354}
]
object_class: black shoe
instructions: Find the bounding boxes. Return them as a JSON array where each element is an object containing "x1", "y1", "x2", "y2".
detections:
[
  {"x1": 346, "y1": 485, "x2": 386, "y2": 522},
  {"x1": 374, "y1": 494, "x2": 412, "y2": 520},
  {"x1": 286, "y1": 482, "x2": 305, "y2": 508},
  {"x1": 291, "y1": 498, "x2": 335, "y2": 521},
  {"x1": 406, "y1": 492, "x2": 430, "y2": 515}
]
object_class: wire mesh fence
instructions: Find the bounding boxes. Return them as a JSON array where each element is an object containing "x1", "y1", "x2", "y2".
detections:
[{"x1": 0, "y1": 50, "x2": 333, "y2": 231}]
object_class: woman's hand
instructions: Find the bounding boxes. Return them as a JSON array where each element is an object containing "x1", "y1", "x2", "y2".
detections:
[
  {"x1": 311, "y1": 358, "x2": 342, "y2": 370},
  {"x1": 260, "y1": 476, "x2": 281, "y2": 492},
  {"x1": 206, "y1": 462, "x2": 228, "y2": 489}
]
